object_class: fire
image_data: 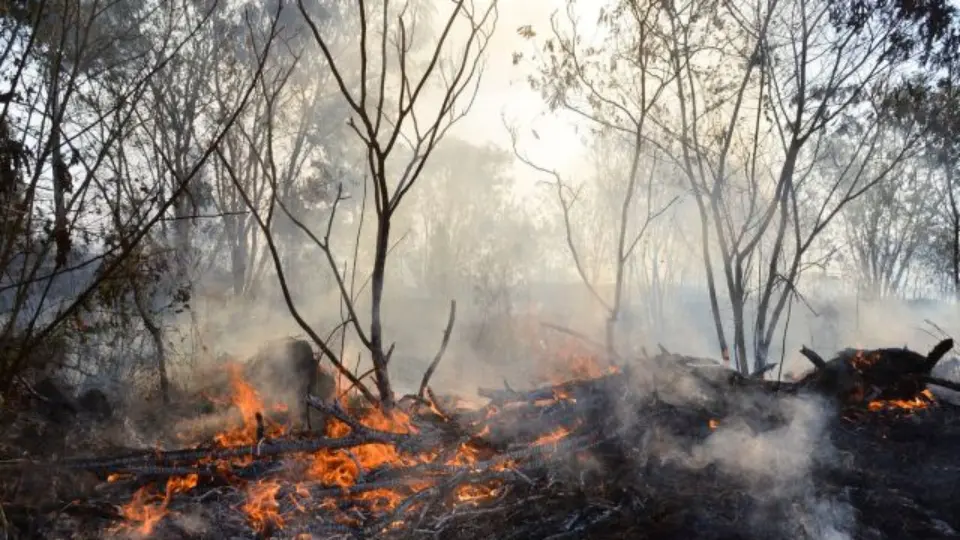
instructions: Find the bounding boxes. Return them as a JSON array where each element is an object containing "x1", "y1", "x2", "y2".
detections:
[
  {"x1": 357, "y1": 488, "x2": 405, "y2": 512},
  {"x1": 305, "y1": 407, "x2": 422, "y2": 492},
  {"x1": 244, "y1": 479, "x2": 284, "y2": 533},
  {"x1": 212, "y1": 364, "x2": 287, "y2": 448},
  {"x1": 118, "y1": 364, "x2": 508, "y2": 534},
  {"x1": 534, "y1": 426, "x2": 572, "y2": 446},
  {"x1": 117, "y1": 474, "x2": 198, "y2": 536},
  {"x1": 455, "y1": 483, "x2": 500, "y2": 504},
  {"x1": 868, "y1": 389, "x2": 935, "y2": 413},
  {"x1": 532, "y1": 335, "x2": 618, "y2": 385}
]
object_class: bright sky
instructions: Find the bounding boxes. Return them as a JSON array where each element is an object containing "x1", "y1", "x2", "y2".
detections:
[{"x1": 449, "y1": 0, "x2": 592, "y2": 186}]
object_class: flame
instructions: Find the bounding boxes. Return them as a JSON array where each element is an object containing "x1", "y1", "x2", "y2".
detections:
[
  {"x1": 119, "y1": 363, "x2": 514, "y2": 533},
  {"x1": 534, "y1": 426, "x2": 571, "y2": 446},
  {"x1": 118, "y1": 474, "x2": 198, "y2": 535},
  {"x1": 357, "y1": 488, "x2": 405, "y2": 512},
  {"x1": 531, "y1": 335, "x2": 618, "y2": 384},
  {"x1": 868, "y1": 389, "x2": 935, "y2": 413},
  {"x1": 455, "y1": 483, "x2": 499, "y2": 504},
  {"x1": 244, "y1": 479, "x2": 284, "y2": 533},
  {"x1": 212, "y1": 364, "x2": 287, "y2": 449},
  {"x1": 708, "y1": 419, "x2": 719, "y2": 430}
]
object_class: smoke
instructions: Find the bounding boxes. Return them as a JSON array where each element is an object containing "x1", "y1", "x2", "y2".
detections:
[{"x1": 621, "y1": 369, "x2": 857, "y2": 540}]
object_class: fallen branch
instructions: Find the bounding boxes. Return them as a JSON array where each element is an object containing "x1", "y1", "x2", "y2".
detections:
[
  {"x1": 923, "y1": 338, "x2": 955, "y2": 372},
  {"x1": 924, "y1": 376, "x2": 960, "y2": 394},
  {"x1": 60, "y1": 431, "x2": 416, "y2": 473}
]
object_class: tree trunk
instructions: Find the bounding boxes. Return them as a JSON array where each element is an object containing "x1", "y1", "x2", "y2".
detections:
[
  {"x1": 133, "y1": 277, "x2": 169, "y2": 404},
  {"x1": 370, "y1": 212, "x2": 394, "y2": 407},
  {"x1": 49, "y1": 70, "x2": 69, "y2": 268},
  {"x1": 946, "y1": 166, "x2": 959, "y2": 299}
]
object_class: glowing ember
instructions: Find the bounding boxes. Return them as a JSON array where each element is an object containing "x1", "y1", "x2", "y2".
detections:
[
  {"x1": 534, "y1": 426, "x2": 572, "y2": 446},
  {"x1": 868, "y1": 389, "x2": 935, "y2": 413},
  {"x1": 357, "y1": 488, "x2": 405, "y2": 512},
  {"x1": 455, "y1": 483, "x2": 499, "y2": 504}
]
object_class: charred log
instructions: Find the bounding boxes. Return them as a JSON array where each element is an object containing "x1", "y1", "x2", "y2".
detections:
[{"x1": 797, "y1": 339, "x2": 955, "y2": 405}]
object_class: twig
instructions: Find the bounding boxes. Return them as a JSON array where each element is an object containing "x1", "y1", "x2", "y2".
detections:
[{"x1": 419, "y1": 300, "x2": 457, "y2": 400}]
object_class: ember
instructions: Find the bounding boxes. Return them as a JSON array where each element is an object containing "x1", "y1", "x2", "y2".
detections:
[
  {"x1": 8, "y1": 338, "x2": 960, "y2": 539},
  {"x1": 868, "y1": 389, "x2": 936, "y2": 413}
]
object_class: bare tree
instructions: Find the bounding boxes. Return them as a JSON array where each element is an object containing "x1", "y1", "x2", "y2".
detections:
[
  {"x1": 225, "y1": 0, "x2": 497, "y2": 408},
  {"x1": 842, "y1": 153, "x2": 938, "y2": 299},
  {"x1": 653, "y1": 0, "x2": 924, "y2": 372},
  {"x1": 511, "y1": 0, "x2": 680, "y2": 358},
  {"x1": 0, "y1": 0, "x2": 282, "y2": 393}
]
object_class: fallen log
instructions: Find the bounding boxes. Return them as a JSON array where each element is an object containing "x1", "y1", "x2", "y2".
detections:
[
  {"x1": 55, "y1": 432, "x2": 414, "y2": 474},
  {"x1": 797, "y1": 339, "x2": 955, "y2": 405}
]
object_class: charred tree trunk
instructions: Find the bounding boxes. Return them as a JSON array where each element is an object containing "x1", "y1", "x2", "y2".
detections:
[{"x1": 370, "y1": 211, "x2": 394, "y2": 408}]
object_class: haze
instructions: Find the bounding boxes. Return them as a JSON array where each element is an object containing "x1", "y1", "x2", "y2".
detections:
[{"x1": 0, "y1": 0, "x2": 957, "y2": 403}]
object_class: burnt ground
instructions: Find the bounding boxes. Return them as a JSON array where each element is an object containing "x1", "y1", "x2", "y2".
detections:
[
  {"x1": 830, "y1": 405, "x2": 960, "y2": 539},
  {"x1": 2, "y1": 362, "x2": 960, "y2": 540},
  {"x1": 401, "y1": 396, "x2": 960, "y2": 540}
]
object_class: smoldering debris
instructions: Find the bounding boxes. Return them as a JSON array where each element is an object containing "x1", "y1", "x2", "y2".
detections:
[{"x1": 2, "y1": 341, "x2": 960, "y2": 539}]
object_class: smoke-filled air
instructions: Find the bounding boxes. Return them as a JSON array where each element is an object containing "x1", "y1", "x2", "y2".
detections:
[{"x1": 1, "y1": 0, "x2": 960, "y2": 539}]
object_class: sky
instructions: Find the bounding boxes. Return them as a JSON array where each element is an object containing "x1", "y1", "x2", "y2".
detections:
[{"x1": 449, "y1": 0, "x2": 592, "y2": 188}]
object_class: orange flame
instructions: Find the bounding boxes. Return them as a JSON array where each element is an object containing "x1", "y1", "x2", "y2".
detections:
[
  {"x1": 120, "y1": 363, "x2": 514, "y2": 533},
  {"x1": 534, "y1": 426, "x2": 572, "y2": 446},
  {"x1": 118, "y1": 474, "x2": 198, "y2": 535},
  {"x1": 212, "y1": 364, "x2": 287, "y2": 448},
  {"x1": 455, "y1": 483, "x2": 500, "y2": 504},
  {"x1": 244, "y1": 480, "x2": 284, "y2": 533},
  {"x1": 868, "y1": 389, "x2": 935, "y2": 413}
]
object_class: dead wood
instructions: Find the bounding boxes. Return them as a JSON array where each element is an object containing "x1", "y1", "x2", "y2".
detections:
[
  {"x1": 799, "y1": 345, "x2": 828, "y2": 369},
  {"x1": 57, "y1": 431, "x2": 415, "y2": 474},
  {"x1": 923, "y1": 375, "x2": 960, "y2": 393},
  {"x1": 13, "y1": 338, "x2": 960, "y2": 539},
  {"x1": 797, "y1": 339, "x2": 956, "y2": 405},
  {"x1": 418, "y1": 300, "x2": 457, "y2": 400}
]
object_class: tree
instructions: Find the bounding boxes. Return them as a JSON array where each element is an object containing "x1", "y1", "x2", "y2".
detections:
[
  {"x1": 226, "y1": 0, "x2": 498, "y2": 408},
  {"x1": 512, "y1": 0, "x2": 680, "y2": 359},
  {"x1": 400, "y1": 137, "x2": 542, "y2": 356},
  {"x1": 652, "y1": 0, "x2": 929, "y2": 372},
  {"x1": 886, "y1": 76, "x2": 960, "y2": 298},
  {"x1": 841, "y1": 152, "x2": 938, "y2": 299},
  {"x1": 0, "y1": 0, "x2": 282, "y2": 393}
]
